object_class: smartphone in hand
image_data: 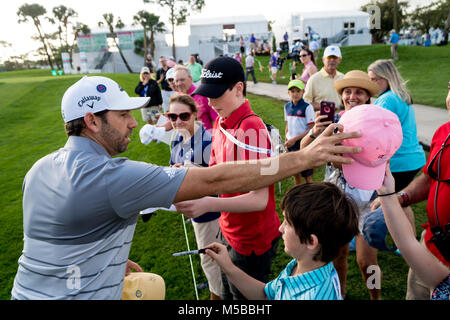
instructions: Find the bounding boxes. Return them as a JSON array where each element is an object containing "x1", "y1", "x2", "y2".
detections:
[{"x1": 320, "y1": 101, "x2": 336, "y2": 124}]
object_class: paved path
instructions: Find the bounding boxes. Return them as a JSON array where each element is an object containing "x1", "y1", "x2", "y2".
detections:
[{"x1": 247, "y1": 81, "x2": 448, "y2": 148}]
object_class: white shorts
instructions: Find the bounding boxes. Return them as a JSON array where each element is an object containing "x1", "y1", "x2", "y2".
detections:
[
  {"x1": 192, "y1": 218, "x2": 223, "y2": 296},
  {"x1": 271, "y1": 67, "x2": 278, "y2": 75},
  {"x1": 161, "y1": 90, "x2": 175, "y2": 113},
  {"x1": 141, "y1": 106, "x2": 159, "y2": 122}
]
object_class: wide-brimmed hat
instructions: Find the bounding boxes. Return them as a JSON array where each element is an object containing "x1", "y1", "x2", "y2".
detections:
[{"x1": 334, "y1": 70, "x2": 380, "y2": 97}]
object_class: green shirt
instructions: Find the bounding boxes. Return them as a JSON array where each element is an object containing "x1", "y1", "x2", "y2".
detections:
[{"x1": 187, "y1": 62, "x2": 203, "y2": 82}]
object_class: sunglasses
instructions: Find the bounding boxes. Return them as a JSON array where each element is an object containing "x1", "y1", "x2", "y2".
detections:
[
  {"x1": 168, "y1": 78, "x2": 174, "y2": 82},
  {"x1": 300, "y1": 54, "x2": 309, "y2": 57},
  {"x1": 167, "y1": 112, "x2": 192, "y2": 121}
]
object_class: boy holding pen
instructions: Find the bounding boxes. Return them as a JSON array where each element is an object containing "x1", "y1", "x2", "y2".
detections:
[{"x1": 204, "y1": 182, "x2": 359, "y2": 300}]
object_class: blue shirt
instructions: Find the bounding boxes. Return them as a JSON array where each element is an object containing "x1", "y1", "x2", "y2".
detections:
[
  {"x1": 264, "y1": 260, "x2": 342, "y2": 300},
  {"x1": 374, "y1": 90, "x2": 426, "y2": 172},
  {"x1": 390, "y1": 33, "x2": 399, "y2": 44},
  {"x1": 270, "y1": 55, "x2": 277, "y2": 67},
  {"x1": 170, "y1": 124, "x2": 220, "y2": 223}
]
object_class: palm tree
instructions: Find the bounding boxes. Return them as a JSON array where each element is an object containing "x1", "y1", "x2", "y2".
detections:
[
  {"x1": 98, "y1": 13, "x2": 133, "y2": 73},
  {"x1": 17, "y1": 3, "x2": 54, "y2": 69},
  {"x1": 143, "y1": 0, "x2": 205, "y2": 60},
  {"x1": 133, "y1": 11, "x2": 166, "y2": 60}
]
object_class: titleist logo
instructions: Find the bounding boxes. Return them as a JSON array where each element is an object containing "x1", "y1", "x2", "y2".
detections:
[{"x1": 201, "y1": 69, "x2": 223, "y2": 79}]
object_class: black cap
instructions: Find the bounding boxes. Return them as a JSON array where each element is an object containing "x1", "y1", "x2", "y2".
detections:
[{"x1": 192, "y1": 56, "x2": 245, "y2": 98}]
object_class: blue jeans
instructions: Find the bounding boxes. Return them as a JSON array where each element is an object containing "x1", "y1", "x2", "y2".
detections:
[
  {"x1": 219, "y1": 230, "x2": 280, "y2": 300},
  {"x1": 245, "y1": 67, "x2": 257, "y2": 84}
]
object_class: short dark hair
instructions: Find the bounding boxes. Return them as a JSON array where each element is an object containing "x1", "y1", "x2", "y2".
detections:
[
  {"x1": 228, "y1": 81, "x2": 247, "y2": 97},
  {"x1": 281, "y1": 182, "x2": 359, "y2": 263},
  {"x1": 64, "y1": 110, "x2": 109, "y2": 137}
]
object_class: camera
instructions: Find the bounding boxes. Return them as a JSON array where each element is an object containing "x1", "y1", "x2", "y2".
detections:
[{"x1": 430, "y1": 223, "x2": 450, "y2": 262}]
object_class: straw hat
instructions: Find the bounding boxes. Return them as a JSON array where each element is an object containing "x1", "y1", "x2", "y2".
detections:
[
  {"x1": 334, "y1": 70, "x2": 380, "y2": 97},
  {"x1": 122, "y1": 272, "x2": 165, "y2": 300}
]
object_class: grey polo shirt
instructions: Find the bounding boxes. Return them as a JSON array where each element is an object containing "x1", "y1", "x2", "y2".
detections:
[{"x1": 11, "y1": 136, "x2": 187, "y2": 300}]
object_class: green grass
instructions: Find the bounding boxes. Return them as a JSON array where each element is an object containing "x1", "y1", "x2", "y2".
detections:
[
  {"x1": 250, "y1": 44, "x2": 450, "y2": 108},
  {"x1": 0, "y1": 65, "x2": 430, "y2": 300}
]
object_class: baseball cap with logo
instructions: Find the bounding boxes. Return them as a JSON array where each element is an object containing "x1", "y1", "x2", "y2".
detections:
[
  {"x1": 338, "y1": 104, "x2": 403, "y2": 190},
  {"x1": 61, "y1": 76, "x2": 150, "y2": 123},
  {"x1": 192, "y1": 56, "x2": 245, "y2": 98},
  {"x1": 122, "y1": 272, "x2": 165, "y2": 300},
  {"x1": 287, "y1": 79, "x2": 305, "y2": 91},
  {"x1": 323, "y1": 45, "x2": 342, "y2": 58}
]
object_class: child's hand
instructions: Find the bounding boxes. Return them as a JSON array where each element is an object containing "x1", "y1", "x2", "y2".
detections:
[
  {"x1": 284, "y1": 138, "x2": 296, "y2": 149},
  {"x1": 174, "y1": 197, "x2": 211, "y2": 218},
  {"x1": 377, "y1": 163, "x2": 396, "y2": 195},
  {"x1": 205, "y1": 242, "x2": 233, "y2": 272}
]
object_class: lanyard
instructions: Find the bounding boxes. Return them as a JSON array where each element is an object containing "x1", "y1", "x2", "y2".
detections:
[{"x1": 218, "y1": 117, "x2": 273, "y2": 156}]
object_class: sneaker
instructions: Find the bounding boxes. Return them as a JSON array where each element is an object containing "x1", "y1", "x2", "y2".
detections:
[
  {"x1": 272, "y1": 81, "x2": 276, "y2": 84},
  {"x1": 185, "y1": 218, "x2": 193, "y2": 224}
]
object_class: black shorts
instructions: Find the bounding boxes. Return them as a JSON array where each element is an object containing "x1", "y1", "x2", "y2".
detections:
[
  {"x1": 288, "y1": 141, "x2": 314, "y2": 177},
  {"x1": 392, "y1": 168, "x2": 422, "y2": 192}
]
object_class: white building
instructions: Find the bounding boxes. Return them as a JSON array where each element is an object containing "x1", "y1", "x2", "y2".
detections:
[
  {"x1": 274, "y1": 10, "x2": 372, "y2": 47},
  {"x1": 188, "y1": 15, "x2": 270, "y2": 57}
]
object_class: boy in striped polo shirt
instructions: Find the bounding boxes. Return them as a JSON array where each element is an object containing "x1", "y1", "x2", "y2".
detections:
[
  {"x1": 284, "y1": 79, "x2": 315, "y2": 184},
  {"x1": 206, "y1": 182, "x2": 359, "y2": 300}
]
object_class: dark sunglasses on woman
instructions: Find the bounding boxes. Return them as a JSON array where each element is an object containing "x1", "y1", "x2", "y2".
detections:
[{"x1": 167, "y1": 112, "x2": 192, "y2": 121}]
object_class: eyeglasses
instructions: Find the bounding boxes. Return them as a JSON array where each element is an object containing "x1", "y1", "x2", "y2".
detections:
[
  {"x1": 427, "y1": 133, "x2": 450, "y2": 182},
  {"x1": 167, "y1": 112, "x2": 192, "y2": 121}
]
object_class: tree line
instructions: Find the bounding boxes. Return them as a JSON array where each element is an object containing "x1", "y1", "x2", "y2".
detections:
[
  {"x1": 361, "y1": 0, "x2": 450, "y2": 43},
  {"x1": 3, "y1": 0, "x2": 204, "y2": 72}
]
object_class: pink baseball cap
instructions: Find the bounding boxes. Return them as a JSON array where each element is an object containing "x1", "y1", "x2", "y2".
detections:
[{"x1": 338, "y1": 104, "x2": 403, "y2": 190}]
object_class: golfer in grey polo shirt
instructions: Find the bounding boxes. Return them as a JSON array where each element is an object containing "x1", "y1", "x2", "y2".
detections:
[{"x1": 11, "y1": 71, "x2": 362, "y2": 300}]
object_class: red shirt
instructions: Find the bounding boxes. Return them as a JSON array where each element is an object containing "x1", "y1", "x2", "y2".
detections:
[
  {"x1": 209, "y1": 100, "x2": 281, "y2": 256},
  {"x1": 422, "y1": 121, "x2": 450, "y2": 267}
]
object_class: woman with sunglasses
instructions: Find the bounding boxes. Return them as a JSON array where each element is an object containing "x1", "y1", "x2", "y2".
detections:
[
  {"x1": 298, "y1": 48, "x2": 317, "y2": 84},
  {"x1": 167, "y1": 94, "x2": 223, "y2": 301},
  {"x1": 368, "y1": 59, "x2": 426, "y2": 192}
]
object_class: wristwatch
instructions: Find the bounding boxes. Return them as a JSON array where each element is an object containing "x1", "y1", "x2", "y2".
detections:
[
  {"x1": 398, "y1": 191, "x2": 410, "y2": 207},
  {"x1": 309, "y1": 128, "x2": 317, "y2": 139}
]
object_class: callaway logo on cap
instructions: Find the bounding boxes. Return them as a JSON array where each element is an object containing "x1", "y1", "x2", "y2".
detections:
[
  {"x1": 61, "y1": 76, "x2": 150, "y2": 123},
  {"x1": 192, "y1": 56, "x2": 245, "y2": 98}
]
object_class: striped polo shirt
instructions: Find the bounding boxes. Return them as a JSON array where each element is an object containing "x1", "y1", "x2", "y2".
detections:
[
  {"x1": 264, "y1": 259, "x2": 342, "y2": 300},
  {"x1": 284, "y1": 99, "x2": 315, "y2": 140},
  {"x1": 12, "y1": 136, "x2": 187, "y2": 299}
]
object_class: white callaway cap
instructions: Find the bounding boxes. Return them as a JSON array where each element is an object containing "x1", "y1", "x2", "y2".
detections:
[{"x1": 61, "y1": 76, "x2": 150, "y2": 123}]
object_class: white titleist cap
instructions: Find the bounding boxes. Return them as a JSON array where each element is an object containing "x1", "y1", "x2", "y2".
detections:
[{"x1": 61, "y1": 76, "x2": 150, "y2": 123}]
